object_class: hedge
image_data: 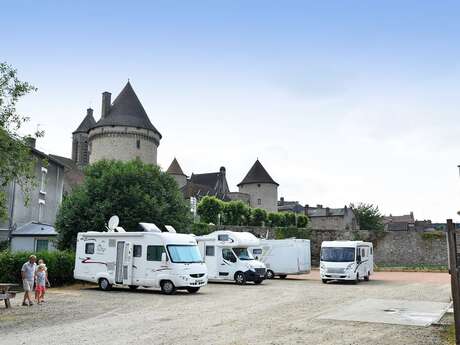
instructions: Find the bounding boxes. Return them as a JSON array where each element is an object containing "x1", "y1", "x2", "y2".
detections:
[
  {"x1": 274, "y1": 227, "x2": 311, "y2": 240},
  {"x1": 0, "y1": 250, "x2": 75, "y2": 286}
]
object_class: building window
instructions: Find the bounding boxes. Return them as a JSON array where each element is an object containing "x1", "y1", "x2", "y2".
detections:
[
  {"x1": 136, "y1": 139, "x2": 140, "y2": 149},
  {"x1": 85, "y1": 243, "x2": 95, "y2": 254},
  {"x1": 40, "y1": 167, "x2": 48, "y2": 194},
  {"x1": 38, "y1": 199, "x2": 45, "y2": 223},
  {"x1": 36, "y1": 239, "x2": 49, "y2": 252},
  {"x1": 205, "y1": 246, "x2": 215, "y2": 256},
  {"x1": 147, "y1": 245, "x2": 165, "y2": 261},
  {"x1": 133, "y1": 245, "x2": 142, "y2": 258},
  {"x1": 257, "y1": 198, "x2": 261, "y2": 205}
]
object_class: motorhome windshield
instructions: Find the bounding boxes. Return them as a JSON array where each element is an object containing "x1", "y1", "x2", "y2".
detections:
[
  {"x1": 321, "y1": 247, "x2": 355, "y2": 262},
  {"x1": 233, "y1": 247, "x2": 254, "y2": 261},
  {"x1": 167, "y1": 245, "x2": 202, "y2": 263}
]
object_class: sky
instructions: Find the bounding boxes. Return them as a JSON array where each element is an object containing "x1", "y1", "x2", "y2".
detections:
[{"x1": 3, "y1": 0, "x2": 460, "y2": 222}]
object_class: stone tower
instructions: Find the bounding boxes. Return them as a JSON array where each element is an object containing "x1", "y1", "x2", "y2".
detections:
[
  {"x1": 72, "y1": 108, "x2": 96, "y2": 166},
  {"x1": 88, "y1": 82, "x2": 162, "y2": 165},
  {"x1": 166, "y1": 158, "x2": 187, "y2": 188},
  {"x1": 237, "y1": 159, "x2": 279, "y2": 212}
]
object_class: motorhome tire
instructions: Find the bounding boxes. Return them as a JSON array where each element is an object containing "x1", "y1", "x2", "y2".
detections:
[
  {"x1": 322, "y1": 279, "x2": 329, "y2": 284},
  {"x1": 364, "y1": 272, "x2": 370, "y2": 281},
  {"x1": 353, "y1": 273, "x2": 359, "y2": 284},
  {"x1": 98, "y1": 278, "x2": 112, "y2": 291},
  {"x1": 278, "y1": 275, "x2": 287, "y2": 279},
  {"x1": 161, "y1": 280, "x2": 176, "y2": 295},
  {"x1": 128, "y1": 285, "x2": 139, "y2": 290},
  {"x1": 234, "y1": 272, "x2": 246, "y2": 285},
  {"x1": 266, "y1": 270, "x2": 275, "y2": 279},
  {"x1": 254, "y1": 279, "x2": 263, "y2": 285},
  {"x1": 186, "y1": 287, "x2": 200, "y2": 293}
]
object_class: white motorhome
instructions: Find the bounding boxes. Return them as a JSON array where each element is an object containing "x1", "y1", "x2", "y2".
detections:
[
  {"x1": 250, "y1": 239, "x2": 311, "y2": 279},
  {"x1": 74, "y1": 216, "x2": 208, "y2": 294},
  {"x1": 320, "y1": 241, "x2": 374, "y2": 284},
  {"x1": 195, "y1": 231, "x2": 266, "y2": 284}
]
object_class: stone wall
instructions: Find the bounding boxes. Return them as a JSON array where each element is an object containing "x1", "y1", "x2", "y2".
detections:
[
  {"x1": 238, "y1": 183, "x2": 278, "y2": 213},
  {"x1": 208, "y1": 225, "x2": 448, "y2": 267}
]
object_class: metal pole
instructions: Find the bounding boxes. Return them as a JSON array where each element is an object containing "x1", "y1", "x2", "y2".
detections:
[{"x1": 447, "y1": 219, "x2": 460, "y2": 345}]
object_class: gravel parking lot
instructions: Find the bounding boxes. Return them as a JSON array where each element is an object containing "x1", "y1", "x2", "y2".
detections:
[{"x1": 0, "y1": 271, "x2": 451, "y2": 345}]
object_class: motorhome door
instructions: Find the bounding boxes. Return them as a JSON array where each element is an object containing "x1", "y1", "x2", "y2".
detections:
[
  {"x1": 115, "y1": 241, "x2": 125, "y2": 284},
  {"x1": 122, "y1": 242, "x2": 133, "y2": 285},
  {"x1": 220, "y1": 248, "x2": 237, "y2": 279}
]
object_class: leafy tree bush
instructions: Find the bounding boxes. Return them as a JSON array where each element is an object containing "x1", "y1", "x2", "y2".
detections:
[
  {"x1": 350, "y1": 202, "x2": 384, "y2": 231},
  {"x1": 222, "y1": 200, "x2": 250, "y2": 226},
  {"x1": 0, "y1": 250, "x2": 75, "y2": 286},
  {"x1": 267, "y1": 212, "x2": 284, "y2": 227},
  {"x1": 197, "y1": 196, "x2": 223, "y2": 224},
  {"x1": 190, "y1": 222, "x2": 213, "y2": 236},
  {"x1": 296, "y1": 214, "x2": 309, "y2": 228},
  {"x1": 250, "y1": 208, "x2": 267, "y2": 226},
  {"x1": 284, "y1": 212, "x2": 297, "y2": 227},
  {"x1": 274, "y1": 227, "x2": 311, "y2": 239},
  {"x1": 56, "y1": 160, "x2": 191, "y2": 249}
]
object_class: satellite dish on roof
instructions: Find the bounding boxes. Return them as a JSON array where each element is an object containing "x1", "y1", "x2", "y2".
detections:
[{"x1": 108, "y1": 215, "x2": 119, "y2": 232}]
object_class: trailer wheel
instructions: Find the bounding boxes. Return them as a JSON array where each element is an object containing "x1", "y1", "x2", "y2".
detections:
[
  {"x1": 322, "y1": 279, "x2": 329, "y2": 284},
  {"x1": 98, "y1": 278, "x2": 112, "y2": 291},
  {"x1": 364, "y1": 272, "x2": 370, "y2": 281},
  {"x1": 128, "y1": 285, "x2": 139, "y2": 290},
  {"x1": 266, "y1": 270, "x2": 275, "y2": 279},
  {"x1": 234, "y1": 272, "x2": 246, "y2": 285},
  {"x1": 278, "y1": 274, "x2": 287, "y2": 279},
  {"x1": 186, "y1": 287, "x2": 200, "y2": 293},
  {"x1": 160, "y1": 280, "x2": 176, "y2": 295}
]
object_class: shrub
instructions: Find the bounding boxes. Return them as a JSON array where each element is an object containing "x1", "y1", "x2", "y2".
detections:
[
  {"x1": 274, "y1": 227, "x2": 311, "y2": 239},
  {"x1": 222, "y1": 200, "x2": 250, "y2": 226},
  {"x1": 284, "y1": 212, "x2": 297, "y2": 227},
  {"x1": 267, "y1": 212, "x2": 283, "y2": 227},
  {"x1": 197, "y1": 196, "x2": 224, "y2": 224},
  {"x1": 190, "y1": 222, "x2": 213, "y2": 236},
  {"x1": 0, "y1": 250, "x2": 75, "y2": 286},
  {"x1": 0, "y1": 240, "x2": 9, "y2": 251},
  {"x1": 297, "y1": 215, "x2": 309, "y2": 228},
  {"x1": 250, "y1": 208, "x2": 267, "y2": 226}
]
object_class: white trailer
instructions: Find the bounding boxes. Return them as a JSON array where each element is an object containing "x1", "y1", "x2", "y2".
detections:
[
  {"x1": 74, "y1": 217, "x2": 208, "y2": 294},
  {"x1": 195, "y1": 231, "x2": 267, "y2": 284},
  {"x1": 320, "y1": 240, "x2": 374, "y2": 284},
  {"x1": 249, "y1": 239, "x2": 311, "y2": 279}
]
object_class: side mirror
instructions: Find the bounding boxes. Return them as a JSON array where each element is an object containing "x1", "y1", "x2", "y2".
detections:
[
  {"x1": 161, "y1": 252, "x2": 167, "y2": 264},
  {"x1": 357, "y1": 256, "x2": 361, "y2": 263}
]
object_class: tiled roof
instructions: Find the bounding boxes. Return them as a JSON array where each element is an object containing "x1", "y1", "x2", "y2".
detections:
[
  {"x1": 166, "y1": 158, "x2": 186, "y2": 176},
  {"x1": 73, "y1": 109, "x2": 96, "y2": 134},
  {"x1": 238, "y1": 159, "x2": 278, "y2": 187},
  {"x1": 92, "y1": 82, "x2": 162, "y2": 137},
  {"x1": 11, "y1": 222, "x2": 57, "y2": 237}
]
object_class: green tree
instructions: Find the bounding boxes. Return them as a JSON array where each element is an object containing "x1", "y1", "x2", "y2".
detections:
[
  {"x1": 197, "y1": 196, "x2": 223, "y2": 224},
  {"x1": 350, "y1": 202, "x2": 384, "y2": 231},
  {"x1": 296, "y1": 214, "x2": 309, "y2": 228},
  {"x1": 267, "y1": 212, "x2": 283, "y2": 227},
  {"x1": 284, "y1": 212, "x2": 297, "y2": 227},
  {"x1": 0, "y1": 62, "x2": 41, "y2": 219},
  {"x1": 222, "y1": 200, "x2": 250, "y2": 226},
  {"x1": 250, "y1": 208, "x2": 267, "y2": 226},
  {"x1": 55, "y1": 160, "x2": 191, "y2": 249}
]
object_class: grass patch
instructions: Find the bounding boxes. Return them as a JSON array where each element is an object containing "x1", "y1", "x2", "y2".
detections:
[
  {"x1": 374, "y1": 264, "x2": 448, "y2": 272},
  {"x1": 421, "y1": 231, "x2": 445, "y2": 240}
]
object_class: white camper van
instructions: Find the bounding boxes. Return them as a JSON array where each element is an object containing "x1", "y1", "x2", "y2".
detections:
[
  {"x1": 250, "y1": 239, "x2": 311, "y2": 279},
  {"x1": 320, "y1": 241, "x2": 373, "y2": 284},
  {"x1": 195, "y1": 231, "x2": 266, "y2": 284},
  {"x1": 74, "y1": 216, "x2": 208, "y2": 294}
]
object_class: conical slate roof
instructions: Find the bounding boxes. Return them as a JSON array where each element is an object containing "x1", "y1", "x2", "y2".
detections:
[
  {"x1": 166, "y1": 158, "x2": 186, "y2": 176},
  {"x1": 237, "y1": 159, "x2": 279, "y2": 187},
  {"x1": 92, "y1": 82, "x2": 162, "y2": 137},
  {"x1": 73, "y1": 109, "x2": 96, "y2": 134}
]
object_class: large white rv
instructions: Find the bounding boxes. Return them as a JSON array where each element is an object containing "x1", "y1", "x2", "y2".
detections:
[
  {"x1": 320, "y1": 241, "x2": 374, "y2": 284},
  {"x1": 249, "y1": 239, "x2": 311, "y2": 279},
  {"x1": 195, "y1": 231, "x2": 267, "y2": 284},
  {"x1": 74, "y1": 217, "x2": 208, "y2": 294}
]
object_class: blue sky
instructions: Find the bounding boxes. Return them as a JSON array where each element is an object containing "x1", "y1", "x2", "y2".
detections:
[{"x1": 3, "y1": 1, "x2": 460, "y2": 221}]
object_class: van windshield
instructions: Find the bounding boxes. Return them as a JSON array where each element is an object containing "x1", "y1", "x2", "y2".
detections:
[
  {"x1": 233, "y1": 247, "x2": 253, "y2": 261},
  {"x1": 167, "y1": 245, "x2": 202, "y2": 263},
  {"x1": 321, "y1": 247, "x2": 355, "y2": 262}
]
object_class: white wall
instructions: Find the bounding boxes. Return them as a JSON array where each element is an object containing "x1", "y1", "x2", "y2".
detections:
[{"x1": 11, "y1": 237, "x2": 57, "y2": 252}]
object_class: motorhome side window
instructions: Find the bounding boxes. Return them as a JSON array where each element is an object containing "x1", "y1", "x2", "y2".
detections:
[
  {"x1": 147, "y1": 245, "x2": 165, "y2": 261},
  {"x1": 222, "y1": 248, "x2": 236, "y2": 263},
  {"x1": 85, "y1": 243, "x2": 95, "y2": 254},
  {"x1": 133, "y1": 245, "x2": 142, "y2": 258},
  {"x1": 205, "y1": 246, "x2": 215, "y2": 256},
  {"x1": 252, "y1": 249, "x2": 262, "y2": 255},
  {"x1": 218, "y1": 234, "x2": 229, "y2": 241}
]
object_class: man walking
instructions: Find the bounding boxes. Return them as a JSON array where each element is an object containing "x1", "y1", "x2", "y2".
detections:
[{"x1": 21, "y1": 255, "x2": 36, "y2": 306}]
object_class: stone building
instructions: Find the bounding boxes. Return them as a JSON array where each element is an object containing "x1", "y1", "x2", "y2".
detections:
[
  {"x1": 278, "y1": 197, "x2": 304, "y2": 213},
  {"x1": 237, "y1": 160, "x2": 278, "y2": 213},
  {"x1": 72, "y1": 81, "x2": 162, "y2": 166},
  {"x1": 383, "y1": 212, "x2": 416, "y2": 231},
  {"x1": 166, "y1": 158, "x2": 187, "y2": 189},
  {"x1": 305, "y1": 204, "x2": 359, "y2": 231}
]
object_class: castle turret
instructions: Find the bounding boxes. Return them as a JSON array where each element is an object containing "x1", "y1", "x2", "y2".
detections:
[
  {"x1": 166, "y1": 158, "x2": 187, "y2": 188},
  {"x1": 237, "y1": 159, "x2": 279, "y2": 212},
  {"x1": 72, "y1": 108, "x2": 96, "y2": 167},
  {"x1": 88, "y1": 81, "x2": 162, "y2": 165}
]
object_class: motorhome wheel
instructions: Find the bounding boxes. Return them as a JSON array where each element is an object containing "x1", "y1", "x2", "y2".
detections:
[
  {"x1": 161, "y1": 280, "x2": 176, "y2": 295},
  {"x1": 353, "y1": 273, "x2": 359, "y2": 285},
  {"x1": 266, "y1": 270, "x2": 275, "y2": 279},
  {"x1": 98, "y1": 278, "x2": 112, "y2": 291},
  {"x1": 278, "y1": 274, "x2": 287, "y2": 279},
  {"x1": 128, "y1": 285, "x2": 139, "y2": 290},
  {"x1": 322, "y1": 279, "x2": 329, "y2": 284},
  {"x1": 254, "y1": 279, "x2": 263, "y2": 285},
  {"x1": 234, "y1": 272, "x2": 246, "y2": 285},
  {"x1": 186, "y1": 287, "x2": 200, "y2": 293},
  {"x1": 364, "y1": 272, "x2": 370, "y2": 281}
]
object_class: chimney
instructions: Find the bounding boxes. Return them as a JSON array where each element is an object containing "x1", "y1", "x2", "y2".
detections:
[
  {"x1": 317, "y1": 204, "x2": 323, "y2": 209},
  {"x1": 219, "y1": 166, "x2": 226, "y2": 176},
  {"x1": 305, "y1": 204, "x2": 309, "y2": 215},
  {"x1": 280, "y1": 197, "x2": 285, "y2": 206},
  {"x1": 87, "y1": 108, "x2": 93, "y2": 117},
  {"x1": 344, "y1": 205, "x2": 348, "y2": 214},
  {"x1": 101, "y1": 92, "x2": 111, "y2": 118},
  {"x1": 325, "y1": 207, "x2": 330, "y2": 216},
  {"x1": 25, "y1": 137, "x2": 36, "y2": 148}
]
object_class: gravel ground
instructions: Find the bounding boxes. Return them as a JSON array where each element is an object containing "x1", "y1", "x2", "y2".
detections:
[{"x1": 0, "y1": 272, "x2": 451, "y2": 345}]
